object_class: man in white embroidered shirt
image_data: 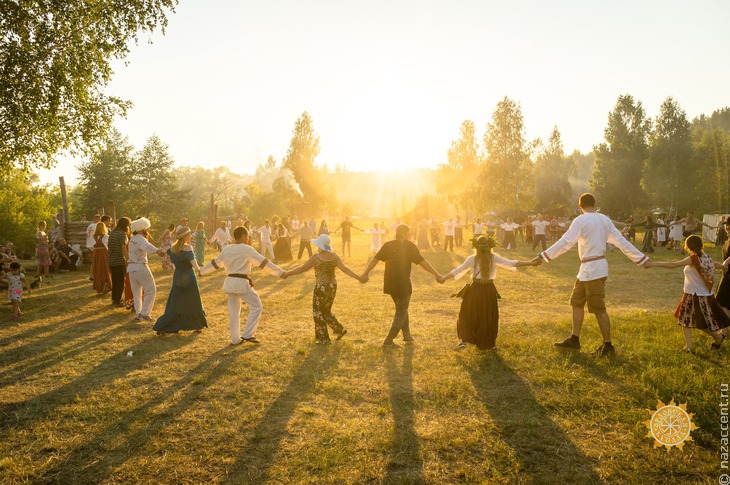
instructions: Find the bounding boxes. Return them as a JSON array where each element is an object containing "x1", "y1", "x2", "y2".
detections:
[
  {"x1": 532, "y1": 193, "x2": 650, "y2": 357},
  {"x1": 199, "y1": 226, "x2": 284, "y2": 345}
]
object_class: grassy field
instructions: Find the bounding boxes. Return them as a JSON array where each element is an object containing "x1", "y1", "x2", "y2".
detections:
[{"x1": 1, "y1": 229, "x2": 728, "y2": 484}]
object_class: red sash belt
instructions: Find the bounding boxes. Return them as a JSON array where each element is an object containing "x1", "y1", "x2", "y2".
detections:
[{"x1": 580, "y1": 255, "x2": 606, "y2": 263}]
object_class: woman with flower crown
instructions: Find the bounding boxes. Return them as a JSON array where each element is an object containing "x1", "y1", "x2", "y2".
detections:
[{"x1": 439, "y1": 235, "x2": 538, "y2": 350}]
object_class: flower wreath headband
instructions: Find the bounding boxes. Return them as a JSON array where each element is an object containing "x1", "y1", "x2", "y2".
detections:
[{"x1": 471, "y1": 235, "x2": 497, "y2": 250}]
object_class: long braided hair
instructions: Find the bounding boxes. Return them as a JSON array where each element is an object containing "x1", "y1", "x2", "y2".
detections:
[{"x1": 472, "y1": 235, "x2": 496, "y2": 279}]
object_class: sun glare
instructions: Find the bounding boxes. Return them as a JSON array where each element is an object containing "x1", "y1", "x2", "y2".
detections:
[{"x1": 330, "y1": 73, "x2": 448, "y2": 172}]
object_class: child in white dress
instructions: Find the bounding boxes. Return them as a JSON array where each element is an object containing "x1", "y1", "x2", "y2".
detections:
[{"x1": 4, "y1": 262, "x2": 30, "y2": 320}]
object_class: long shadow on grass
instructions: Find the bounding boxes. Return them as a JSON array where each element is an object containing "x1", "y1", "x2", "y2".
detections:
[
  {"x1": 462, "y1": 352, "x2": 602, "y2": 484},
  {"x1": 37, "y1": 345, "x2": 255, "y2": 484},
  {"x1": 0, "y1": 300, "x2": 105, "y2": 349},
  {"x1": 0, "y1": 335, "x2": 190, "y2": 431},
  {"x1": 221, "y1": 345, "x2": 341, "y2": 484},
  {"x1": 0, "y1": 325, "x2": 120, "y2": 384},
  {"x1": 383, "y1": 344, "x2": 424, "y2": 484}
]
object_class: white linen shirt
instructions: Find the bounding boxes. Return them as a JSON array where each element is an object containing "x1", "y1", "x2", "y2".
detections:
[
  {"x1": 449, "y1": 253, "x2": 518, "y2": 280},
  {"x1": 86, "y1": 222, "x2": 97, "y2": 249},
  {"x1": 127, "y1": 234, "x2": 159, "y2": 273},
  {"x1": 258, "y1": 226, "x2": 272, "y2": 242},
  {"x1": 531, "y1": 220, "x2": 549, "y2": 235},
  {"x1": 540, "y1": 212, "x2": 648, "y2": 281},
  {"x1": 200, "y1": 243, "x2": 284, "y2": 293},
  {"x1": 443, "y1": 222, "x2": 455, "y2": 236},
  {"x1": 501, "y1": 222, "x2": 520, "y2": 232}
]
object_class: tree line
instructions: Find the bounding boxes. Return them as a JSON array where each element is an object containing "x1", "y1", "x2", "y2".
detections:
[{"x1": 441, "y1": 95, "x2": 730, "y2": 219}]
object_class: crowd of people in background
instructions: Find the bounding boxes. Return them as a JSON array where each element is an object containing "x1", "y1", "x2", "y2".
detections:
[{"x1": 3, "y1": 198, "x2": 730, "y2": 354}]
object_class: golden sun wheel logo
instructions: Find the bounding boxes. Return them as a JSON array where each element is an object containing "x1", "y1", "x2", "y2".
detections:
[{"x1": 644, "y1": 399, "x2": 698, "y2": 451}]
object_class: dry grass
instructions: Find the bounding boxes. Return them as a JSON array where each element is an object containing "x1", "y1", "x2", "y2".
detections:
[{"x1": 0, "y1": 229, "x2": 727, "y2": 484}]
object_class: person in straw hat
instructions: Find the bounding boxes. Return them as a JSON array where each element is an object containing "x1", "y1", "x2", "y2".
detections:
[
  {"x1": 281, "y1": 234, "x2": 365, "y2": 344},
  {"x1": 127, "y1": 217, "x2": 166, "y2": 321},
  {"x1": 199, "y1": 225, "x2": 285, "y2": 345},
  {"x1": 153, "y1": 226, "x2": 208, "y2": 335}
]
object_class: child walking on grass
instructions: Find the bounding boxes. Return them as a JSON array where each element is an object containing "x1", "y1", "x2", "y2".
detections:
[
  {"x1": 281, "y1": 234, "x2": 365, "y2": 344},
  {"x1": 647, "y1": 235, "x2": 730, "y2": 352},
  {"x1": 4, "y1": 262, "x2": 30, "y2": 320}
]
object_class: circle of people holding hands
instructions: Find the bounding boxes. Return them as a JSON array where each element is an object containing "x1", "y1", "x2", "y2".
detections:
[{"x1": 4, "y1": 193, "x2": 730, "y2": 356}]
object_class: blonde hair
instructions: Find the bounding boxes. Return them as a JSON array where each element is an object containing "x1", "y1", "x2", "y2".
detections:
[
  {"x1": 94, "y1": 222, "x2": 107, "y2": 236},
  {"x1": 171, "y1": 227, "x2": 191, "y2": 254}
]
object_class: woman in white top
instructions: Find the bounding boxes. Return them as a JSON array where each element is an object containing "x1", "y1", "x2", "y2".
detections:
[
  {"x1": 668, "y1": 216, "x2": 684, "y2": 251},
  {"x1": 648, "y1": 235, "x2": 730, "y2": 351},
  {"x1": 439, "y1": 236, "x2": 537, "y2": 350},
  {"x1": 365, "y1": 222, "x2": 386, "y2": 254}
]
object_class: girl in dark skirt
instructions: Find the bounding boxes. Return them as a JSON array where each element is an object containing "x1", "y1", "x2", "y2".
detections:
[
  {"x1": 648, "y1": 235, "x2": 730, "y2": 351},
  {"x1": 439, "y1": 236, "x2": 537, "y2": 350},
  {"x1": 714, "y1": 219, "x2": 730, "y2": 311},
  {"x1": 281, "y1": 234, "x2": 365, "y2": 344}
]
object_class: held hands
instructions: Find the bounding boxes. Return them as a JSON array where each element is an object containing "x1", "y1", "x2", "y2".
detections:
[
  {"x1": 281, "y1": 271, "x2": 289, "y2": 279},
  {"x1": 530, "y1": 256, "x2": 543, "y2": 266},
  {"x1": 436, "y1": 275, "x2": 446, "y2": 284},
  {"x1": 359, "y1": 273, "x2": 369, "y2": 284},
  {"x1": 643, "y1": 260, "x2": 654, "y2": 269}
]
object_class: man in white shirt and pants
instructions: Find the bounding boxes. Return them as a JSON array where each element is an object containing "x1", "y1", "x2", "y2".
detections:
[
  {"x1": 128, "y1": 218, "x2": 166, "y2": 321},
  {"x1": 200, "y1": 226, "x2": 284, "y2": 345},
  {"x1": 533, "y1": 193, "x2": 650, "y2": 357},
  {"x1": 258, "y1": 220, "x2": 275, "y2": 259},
  {"x1": 531, "y1": 214, "x2": 549, "y2": 251}
]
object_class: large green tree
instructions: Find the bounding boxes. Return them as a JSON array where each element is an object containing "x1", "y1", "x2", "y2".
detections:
[
  {"x1": 478, "y1": 97, "x2": 536, "y2": 213},
  {"x1": 591, "y1": 94, "x2": 651, "y2": 215},
  {"x1": 130, "y1": 134, "x2": 181, "y2": 220},
  {"x1": 643, "y1": 97, "x2": 693, "y2": 212},
  {"x1": 0, "y1": 0, "x2": 177, "y2": 172},
  {"x1": 76, "y1": 128, "x2": 135, "y2": 219},
  {"x1": 534, "y1": 126, "x2": 574, "y2": 213},
  {"x1": 282, "y1": 112, "x2": 327, "y2": 213},
  {"x1": 436, "y1": 120, "x2": 482, "y2": 213},
  {"x1": 692, "y1": 126, "x2": 730, "y2": 214},
  {"x1": 77, "y1": 132, "x2": 182, "y2": 223},
  {"x1": 0, "y1": 170, "x2": 55, "y2": 255}
]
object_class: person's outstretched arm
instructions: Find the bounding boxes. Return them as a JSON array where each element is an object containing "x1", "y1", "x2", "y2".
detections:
[
  {"x1": 361, "y1": 256, "x2": 380, "y2": 281},
  {"x1": 282, "y1": 256, "x2": 317, "y2": 279},
  {"x1": 335, "y1": 255, "x2": 367, "y2": 283},
  {"x1": 418, "y1": 259, "x2": 442, "y2": 281},
  {"x1": 647, "y1": 257, "x2": 690, "y2": 269},
  {"x1": 606, "y1": 225, "x2": 650, "y2": 266}
]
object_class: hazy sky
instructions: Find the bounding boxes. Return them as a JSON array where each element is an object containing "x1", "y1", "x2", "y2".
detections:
[{"x1": 40, "y1": 0, "x2": 730, "y2": 185}]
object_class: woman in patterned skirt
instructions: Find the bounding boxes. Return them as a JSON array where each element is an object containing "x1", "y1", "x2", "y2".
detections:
[
  {"x1": 648, "y1": 235, "x2": 730, "y2": 351},
  {"x1": 281, "y1": 234, "x2": 365, "y2": 344},
  {"x1": 35, "y1": 221, "x2": 52, "y2": 282},
  {"x1": 157, "y1": 223, "x2": 175, "y2": 271}
]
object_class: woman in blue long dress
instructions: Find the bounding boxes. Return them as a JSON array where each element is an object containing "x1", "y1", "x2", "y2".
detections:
[{"x1": 153, "y1": 226, "x2": 208, "y2": 335}]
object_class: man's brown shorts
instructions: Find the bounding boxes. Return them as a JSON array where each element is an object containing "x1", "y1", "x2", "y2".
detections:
[{"x1": 570, "y1": 277, "x2": 607, "y2": 313}]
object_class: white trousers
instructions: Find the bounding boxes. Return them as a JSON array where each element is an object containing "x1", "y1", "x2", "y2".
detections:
[
  {"x1": 261, "y1": 241, "x2": 274, "y2": 259},
  {"x1": 129, "y1": 267, "x2": 156, "y2": 317},
  {"x1": 227, "y1": 290, "x2": 263, "y2": 343}
]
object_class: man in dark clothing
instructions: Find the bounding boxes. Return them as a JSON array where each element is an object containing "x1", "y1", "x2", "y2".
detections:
[
  {"x1": 56, "y1": 239, "x2": 81, "y2": 271},
  {"x1": 361, "y1": 224, "x2": 443, "y2": 346}
]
